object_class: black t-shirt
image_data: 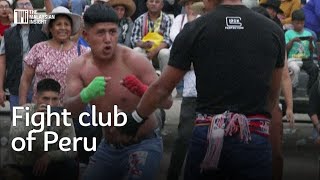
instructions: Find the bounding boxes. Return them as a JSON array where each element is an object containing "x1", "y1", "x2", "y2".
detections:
[{"x1": 169, "y1": 5, "x2": 285, "y2": 116}]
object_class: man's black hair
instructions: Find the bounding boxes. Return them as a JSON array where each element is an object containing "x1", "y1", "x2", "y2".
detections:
[
  {"x1": 13, "y1": 0, "x2": 33, "y2": 9},
  {"x1": 83, "y1": 3, "x2": 119, "y2": 29},
  {"x1": 292, "y1": 9, "x2": 305, "y2": 21},
  {"x1": 37, "y1": 78, "x2": 61, "y2": 94}
]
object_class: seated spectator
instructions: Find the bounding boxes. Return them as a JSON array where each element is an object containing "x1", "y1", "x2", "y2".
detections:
[
  {"x1": 285, "y1": 9, "x2": 318, "y2": 94},
  {"x1": 279, "y1": 0, "x2": 301, "y2": 26},
  {"x1": 131, "y1": 0, "x2": 172, "y2": 71},
  {"x1": 260, "y1": 0, "x2": 283, "y2": 27},
  {"x1": 109, "y1": 0, "x2": 135, "y2": 47},
  {"x1": 167, "y1": 0, "x2": 201, "y2": 97},
  {"x1": 8, "y1": 78, "x2": 77, "y2": 180},
  {"x1": 260, "y1": 0, "x2": 301, "y2": 26},
  {"x1": 170, "y1": 0, "x2": 199, "y2": 44},
  {"x1": 51, "y1": 0, "x2": 87, "y2": 15}
]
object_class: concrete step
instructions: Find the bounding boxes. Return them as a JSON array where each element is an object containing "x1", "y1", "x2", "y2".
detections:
[{"x1": 0, "y1": 101, "x2": 10, "y2": 114}]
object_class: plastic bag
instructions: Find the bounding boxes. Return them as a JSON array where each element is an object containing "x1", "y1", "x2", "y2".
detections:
[{"x1": 142, "y1": 32, "x2": 164, "y2": 51}]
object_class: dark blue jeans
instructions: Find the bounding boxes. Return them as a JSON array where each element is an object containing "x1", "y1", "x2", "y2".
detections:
[
  {"x1": 184, "y1": 126, "x2": 272, "y2": 180},
  {"x1": 82, "y1": 130, "x2": 163, "y2": 180}
]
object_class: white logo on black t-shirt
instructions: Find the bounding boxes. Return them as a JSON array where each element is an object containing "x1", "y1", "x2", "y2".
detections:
[{"x1": 225, "y1": 17, "x2": 244, "y2": 30}]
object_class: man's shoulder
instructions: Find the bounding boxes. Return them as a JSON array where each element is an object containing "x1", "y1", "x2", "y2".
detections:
[
  {"x1": 285, "y1": 29, "x2": 295, "y2": 36},
  {"x1": 179, "y1": 15, "x2": 206, "y2": 35},
  {"x1": 161, "y1": 12, "x2": 172, "y2": 20},
  {"x1": 119, "y1": 45, "x2": 148, "y2": 64},
  {"x1": 4, "y1": 25, "x2": 18, "y2": 36},
  {"x1": 71, "y1": 52, "x2": 89, "y2": 67},
  {"x1": 303, "y1": 29, "x2": 313, "y2": 36},
  {"x1": 135, "y1": 13, "x2": 147, "y2": 23},
  {"x1": 174, "y1": 14, "x2": 184, "y2": 19},
  {"x1": 28, "y1": 41, "x2": 46, "y2": 50},
  {"x1": 119, "y1": 45, "x2": 140, "y2": 59}
]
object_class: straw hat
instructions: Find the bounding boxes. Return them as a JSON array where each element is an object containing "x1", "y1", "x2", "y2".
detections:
[
  {"x1": 109, "y1": 0, "x2": 136, "y2": 17},
  {"x1": 42, "y1": 6, "x2": 81, "y2": 36}
]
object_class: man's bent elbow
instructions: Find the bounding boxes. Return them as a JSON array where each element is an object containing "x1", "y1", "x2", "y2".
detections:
[{"x1": 161, "y1": 96, "x2": 173, "y2": 109}]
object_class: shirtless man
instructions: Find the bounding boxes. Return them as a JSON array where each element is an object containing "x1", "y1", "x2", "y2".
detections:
[{"x1": 63, "y1": 4, "x2": 172, "y2": 180}]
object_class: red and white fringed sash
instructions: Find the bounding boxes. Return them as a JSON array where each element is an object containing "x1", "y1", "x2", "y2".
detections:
[{"x1": 195, "y1": 111, "x2": 270, "y2": 171}]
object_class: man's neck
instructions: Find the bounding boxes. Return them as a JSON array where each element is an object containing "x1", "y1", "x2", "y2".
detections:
[
  {"x1": 91, "y1": 50, "x2": 117, "y2": 67},
  {"x1": 148, "y1": 11, "x2": 161, "y2": 21}
]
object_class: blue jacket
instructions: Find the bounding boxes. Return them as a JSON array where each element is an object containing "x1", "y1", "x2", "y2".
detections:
[{"x1": 303, "y1": 0, "x2": 320, "y2": 34}]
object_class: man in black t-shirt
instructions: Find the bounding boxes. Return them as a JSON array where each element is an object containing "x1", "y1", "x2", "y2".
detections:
[{"x1": 125, "y1": 0, "x2": 285, "y2": 179}]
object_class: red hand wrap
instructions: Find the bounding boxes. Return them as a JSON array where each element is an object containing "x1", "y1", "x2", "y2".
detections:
[{"x1": 122, "y1": 75, "x2": 148, "y2": 97}]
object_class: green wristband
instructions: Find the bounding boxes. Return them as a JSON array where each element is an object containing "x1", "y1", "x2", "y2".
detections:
[{"x1": 80, "y1": 76, "x2": 106, "y2": 103}]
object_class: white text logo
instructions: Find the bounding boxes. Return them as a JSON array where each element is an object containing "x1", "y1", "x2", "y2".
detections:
[
  {"x1": 14, "y1": 10, "x2": 55, "y2": 25},
  {"x1": 225, "y1": 17, "x2": 244, "y2": 30}
]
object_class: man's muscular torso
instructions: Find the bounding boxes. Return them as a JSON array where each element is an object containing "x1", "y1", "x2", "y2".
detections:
[{"x1": 77, "y1": 45, "x2": 158, "y2": 140}]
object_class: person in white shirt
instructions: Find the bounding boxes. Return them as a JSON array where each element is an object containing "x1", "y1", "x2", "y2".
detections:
[
  {"x1": 163, "y1": 0, "x2": 201, "y2": 98},
  {"x1": 166, "y1": 0, "x2": 202, "y2": 179}
]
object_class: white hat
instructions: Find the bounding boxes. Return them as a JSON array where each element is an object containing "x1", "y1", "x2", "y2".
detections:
[{"x1": 42, "y1": 6, "x2": 81, "y2": 36}]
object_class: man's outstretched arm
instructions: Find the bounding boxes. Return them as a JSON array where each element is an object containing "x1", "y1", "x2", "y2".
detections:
[{"x1": 136, "y1": 65, "x2": 186, "y2": 119}]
